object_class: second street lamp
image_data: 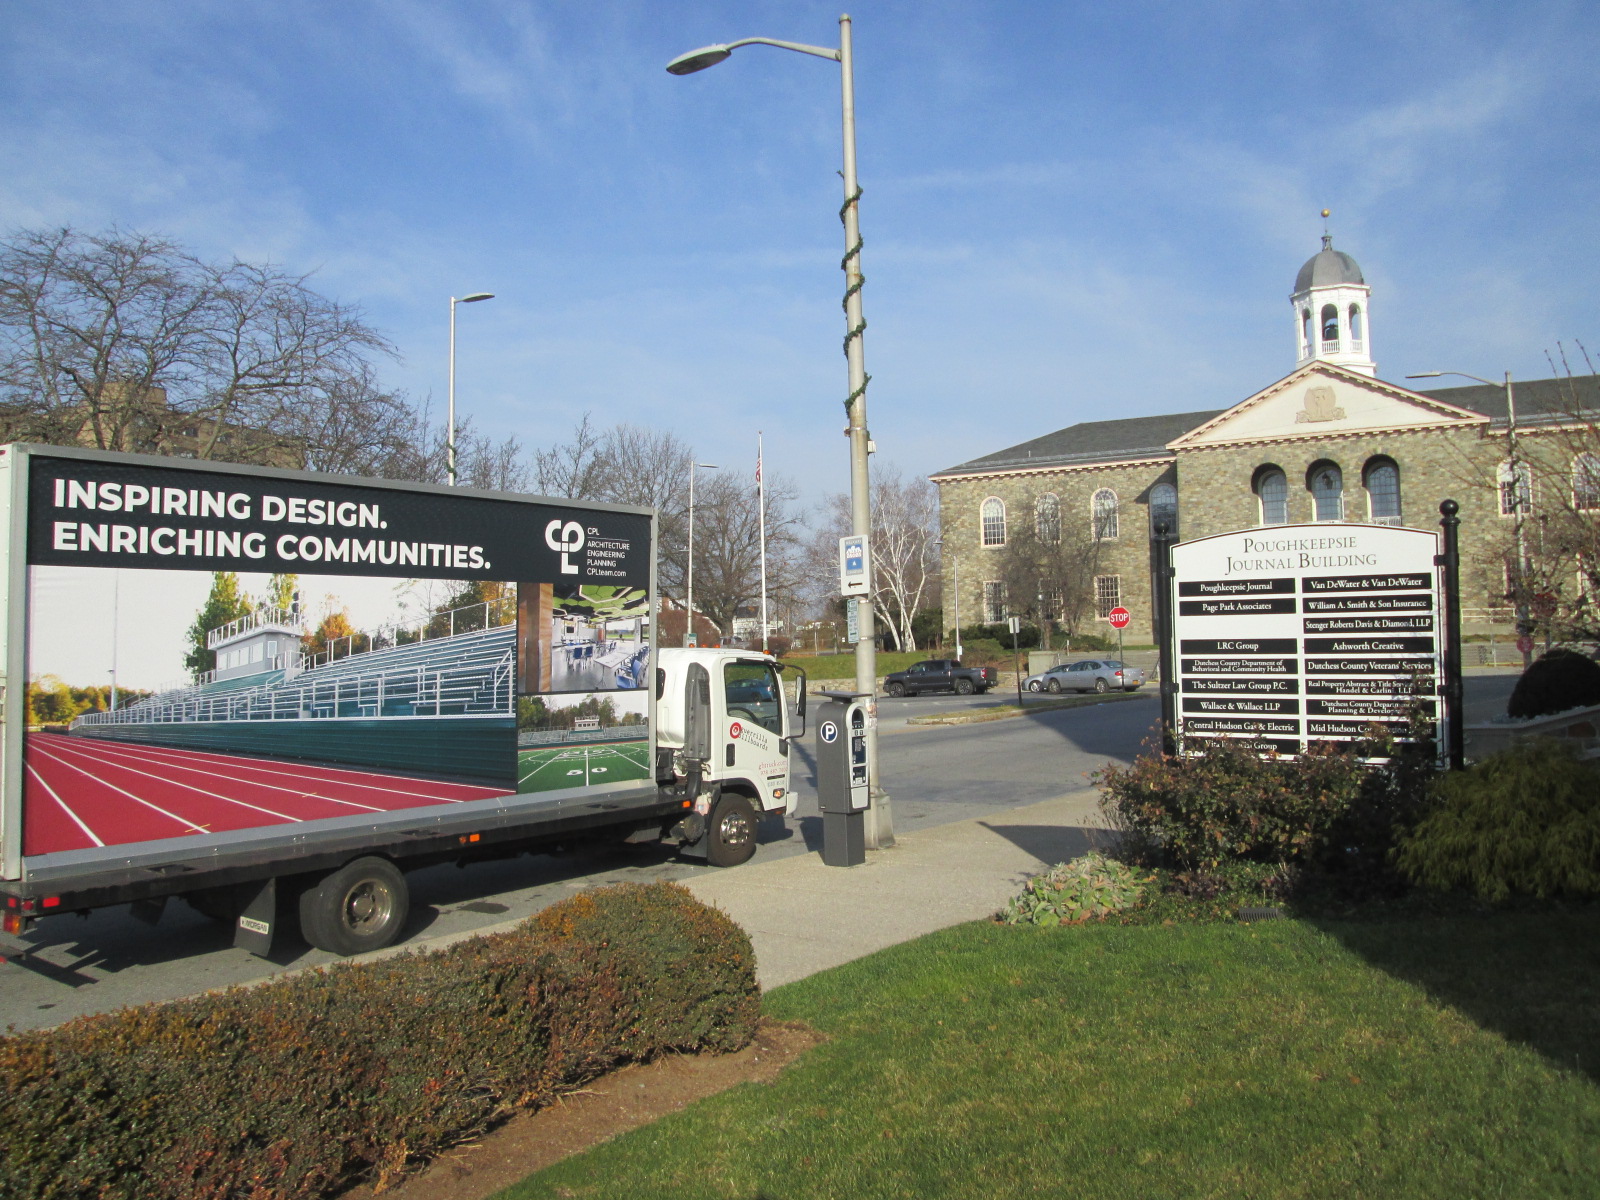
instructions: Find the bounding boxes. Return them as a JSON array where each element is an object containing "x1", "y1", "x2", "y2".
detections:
[
  {"x1": 668, "y1": 14, "x2": 891, "y2": 846},
  {"x1": 447, "y1": 292, "x2": 495, "y2": 487},
  {"x1": 1408, "y1": 369, "x2": 1531, "y2": 668},
  {"x1": 686, "y1": 462, "x2": 718, "y2": 647}
]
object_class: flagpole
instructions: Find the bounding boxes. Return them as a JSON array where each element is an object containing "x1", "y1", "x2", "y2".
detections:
[{"x1": 758, "y1": 432, "x2": 769, "y2": 653}]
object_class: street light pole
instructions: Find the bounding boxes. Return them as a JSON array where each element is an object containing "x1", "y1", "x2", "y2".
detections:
[
  {"x1": 668, "y1": 14, "x2": 891, "y2": 846},
  {"x1": 686, "y1": 462, "x2": 718, "y2": 647},
  {"x1": 1408, "y1": 369, "x2": 1530, "y2": 668},
  {"x1": 447, "y1": 292, "x2": 495, "y2": 487}
]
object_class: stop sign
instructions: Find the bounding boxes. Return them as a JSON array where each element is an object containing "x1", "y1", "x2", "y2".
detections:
[
  {"x1": 1107, "y1": 606, "x2": 1131, "y2": 629},
  {"x1": 1516, "y1": 634, "x2": 1534, "y2": 655}
]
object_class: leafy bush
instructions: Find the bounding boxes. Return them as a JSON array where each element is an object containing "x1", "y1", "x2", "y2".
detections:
[
  {"x1": 0, "y1": 882, "x2": 758, "y2": 1200},
  {"x1": 960, "y1": 623, "x2": 1041, "y2": 650},
  {"x1": 1069, "y1": 632, "x2": 1116, "y2": 652},
  {"x1": 1096, "y1": 735, "x2": 1437, "y2": 873},
  {"x1": 1507, "y1": 649, "x2": 1600, "y2": 718},
  {"x1": 955, "y1": 637, "x2": 1007, "y2": 665},
  {"x1": 1001, "y1": 852, "x2": 1147, "y2": 925},
  {"x1": 1396, "y1": 740, "x2": 1600, "y2": 901}
]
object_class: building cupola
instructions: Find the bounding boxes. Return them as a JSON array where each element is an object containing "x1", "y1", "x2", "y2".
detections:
[{"x1": 1291, "y1": 213, "x2": 1375, "y2": 376}]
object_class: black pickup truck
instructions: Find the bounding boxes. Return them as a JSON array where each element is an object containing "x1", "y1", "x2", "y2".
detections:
[{"x1": 882, "y1": 659, "x2": 998, "y2": 697}]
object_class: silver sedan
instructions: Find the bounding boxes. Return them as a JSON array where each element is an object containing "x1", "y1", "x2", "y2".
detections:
[{"x1": 1024, "y1": 659, "x2": 1145, "y2": 694}]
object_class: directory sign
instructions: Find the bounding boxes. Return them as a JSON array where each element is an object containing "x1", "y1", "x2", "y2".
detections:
[{"x1": 1169, "y1": 523, "x2": 1443, "y2": 757}]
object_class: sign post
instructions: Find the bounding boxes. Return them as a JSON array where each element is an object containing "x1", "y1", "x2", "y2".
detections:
[
  {"x1": 1167, "y1": 522, "x2": 1448, "y2": 761},
  {"x1": 1008, "y1": 615, "x2": 1023, "y2": 704},
  {"x1": 1108, "y1": 605, "x2": 1131, "y2": 669}
]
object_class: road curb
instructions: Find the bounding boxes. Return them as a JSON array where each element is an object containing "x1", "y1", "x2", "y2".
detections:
[{"x1": 906, "y1": 691, "x2": 1146, "y2": 726}]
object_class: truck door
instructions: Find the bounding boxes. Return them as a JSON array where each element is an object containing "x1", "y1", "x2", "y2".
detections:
[{"x1": 720, "y1": 660, "x2": 789, "y2": 811}]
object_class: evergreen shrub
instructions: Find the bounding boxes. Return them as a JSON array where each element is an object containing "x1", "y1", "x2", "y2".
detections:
[
  {"x1": 1507, "y1": 649, "x2": 1600, "y2": 718},
  {"x1": 0, "y1": 882, "x2": 758, "y2": 1200},
  {"x1": 1396, "y1": 739, "x2": 1600, "y2": 901}
]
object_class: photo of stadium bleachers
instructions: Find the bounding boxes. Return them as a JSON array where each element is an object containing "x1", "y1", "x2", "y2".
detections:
[
  {"x1": 48, "y1": 575, "x2": 521, "y2": 843},
  {"x1": 517, "y1": 583, "x2": 648, "y2": 694},
  {"x1": 516, "y1": 690, "x2": 648, "y2": 794}
]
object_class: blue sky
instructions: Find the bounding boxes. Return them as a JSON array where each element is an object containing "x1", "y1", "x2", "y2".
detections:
[{"x1": 4, "y1": 1, "x2": 1597, "y2": 508}]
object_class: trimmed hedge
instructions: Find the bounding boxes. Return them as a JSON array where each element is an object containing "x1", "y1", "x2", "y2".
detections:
[
  {"x1": 0, "y1": 881, "x2": 759, "y2": 1200},
  {"x1": 1507, "y1": 648, "x2": 1600, "y2": 718}
]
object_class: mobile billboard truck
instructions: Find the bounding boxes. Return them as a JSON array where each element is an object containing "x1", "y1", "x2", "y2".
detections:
[{"x1": 0, "y1": 445, "x2": 803, "y2": 957}]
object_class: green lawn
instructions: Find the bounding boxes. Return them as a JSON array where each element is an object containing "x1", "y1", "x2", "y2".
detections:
[{"x1": 498, "y1": 912, "x2": 1600, "y2": 1199}]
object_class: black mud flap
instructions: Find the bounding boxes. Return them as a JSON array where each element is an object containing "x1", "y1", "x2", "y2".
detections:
[
  {"x1": 672, "y1": 810, "x2": 708, "y2": 859},
  {"x1": 233, "y1": 877, "x2": 277, "y2": 957}
]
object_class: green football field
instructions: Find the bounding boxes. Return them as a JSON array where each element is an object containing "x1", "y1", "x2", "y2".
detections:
[{"x1": 516, "y1": 740, "x2": 651, "y2": 792}]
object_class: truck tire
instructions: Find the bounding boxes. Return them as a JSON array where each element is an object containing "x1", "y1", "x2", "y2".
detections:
[
  {"x1": 886, "y1": 681, "x2": 906, "y2": 697},
  {"x1": 298, "y1": 856, "x2": 409, "y2": 956},
  {"x1": 955, "y1": 678, "x2": 975, "y2": 695},
  {"x1": 1093, "y1": 677, "x2": 1109, "y2": 694},
  {"x1": 707, "y1": 793, "x2": 759, "y2": 867}
]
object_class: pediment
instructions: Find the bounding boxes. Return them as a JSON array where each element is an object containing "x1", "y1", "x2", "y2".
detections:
[{"x1": 1167, "y1": 363, "x2": 1489, "y2": 450}]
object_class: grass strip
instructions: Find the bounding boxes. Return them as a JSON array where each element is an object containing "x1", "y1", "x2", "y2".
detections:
[{"x1": 497, "y1": 913, "x2": 1600, "y2": 1200}]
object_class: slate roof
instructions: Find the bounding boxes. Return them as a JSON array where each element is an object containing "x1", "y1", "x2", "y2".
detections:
[
  {"x1": 932, "y1": 409, "x2": 1224, "y2": 478},
  {"x1": 1412, "y1": 374, "x2": 1600, "y2": 427},
  {"x1": 932, "y1": 374, "x2": 1600, "y2": 481},
  {"x1": 1294, "y1": 243, "x2": 1365, "y2": 292}
]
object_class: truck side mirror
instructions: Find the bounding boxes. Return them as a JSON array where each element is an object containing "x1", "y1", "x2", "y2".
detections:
[{"x1": 779, "y1": 664, "x2": 807, "y2": 739}]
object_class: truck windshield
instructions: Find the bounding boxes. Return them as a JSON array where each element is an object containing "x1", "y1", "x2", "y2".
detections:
[{"x1": 724, "y1": 661, "x2": 783, "y2": 735}]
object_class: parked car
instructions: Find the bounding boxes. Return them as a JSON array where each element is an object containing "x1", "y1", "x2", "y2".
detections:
[
  {"x1": 882, "y1": 659, "x2": 998, "y2": 697},
  {"x1": 1023, "y1": 659, "x2": 1145, "y2": 694}
]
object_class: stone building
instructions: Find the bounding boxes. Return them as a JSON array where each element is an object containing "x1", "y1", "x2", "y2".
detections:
[{"x1": 932, "y1": 236, "x2": 1599, "y2": 645}]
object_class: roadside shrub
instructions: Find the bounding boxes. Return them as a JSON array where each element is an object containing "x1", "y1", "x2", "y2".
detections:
[
  {"x1": 1069, "y1": 633, "x2": 1116, "y2": 652},
  {"x1": 1396, "y1": 739, "x2": 1600, "y2": 901},
  {"x1": 955, "y1": 636, "x2": 1006, "y2": 665},
  {"x1": 0, "y1": 881, "x2": 758, "y2": 1200},
  {"x1": 1001, "y1": 852, "x2": 1147, "y2": 925},
  {"x1": 1507, "y1": 648, "x2": 1600, "y2": 718}
]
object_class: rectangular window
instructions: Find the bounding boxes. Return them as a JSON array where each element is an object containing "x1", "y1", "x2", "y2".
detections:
[
  {"x1": 1041, "y1": 586, "x2": 1064, "y2": 620},
  {"x1": 1094, "y1": 575, "x2": 1121, "y2": 620},
  {"x1": 1499, "y1": 463, "x2": 1532, "y2": 516},
  {"x1": 1574, "y1": 455, "x2": 1600, "y2": 512},
  {"x1": 982, "y1": 581, "x2": 1007, "y2": 623}
]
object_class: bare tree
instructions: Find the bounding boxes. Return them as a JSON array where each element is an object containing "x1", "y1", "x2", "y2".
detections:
[
  {"x1": 686, "y1": 470, "x2": 805, "y2": 637},
  {"x1": 533, "y1": 413, "x2": 606, "y2": 499},
  {"x1": 809, "y1": 465, "x2": 940, "y2": 650},
  {"x1": 997, "y1": 519, "x2": 1108, "y2": 644},
  {"x1": 0, "y1": 226, "x2": 414, "y2": 472}
]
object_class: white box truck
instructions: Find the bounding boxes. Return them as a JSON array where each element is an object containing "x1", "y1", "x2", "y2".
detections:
[{"x1": 0, "y1": 444, "x2": 804, "y2": 957}]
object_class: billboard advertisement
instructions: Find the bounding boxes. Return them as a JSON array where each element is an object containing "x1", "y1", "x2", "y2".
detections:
[{"x1": 21, "y1": 454, "x2": 651, "y2": 859}]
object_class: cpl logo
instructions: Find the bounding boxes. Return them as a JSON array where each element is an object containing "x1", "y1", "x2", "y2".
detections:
[{"x1": 544, "y1": 519, "x2": 585, "y2": 575}]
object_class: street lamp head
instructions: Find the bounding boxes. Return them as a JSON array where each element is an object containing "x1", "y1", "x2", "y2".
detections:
[
  {"x1": 1405, "y1": 372, "x2": 1443, "y2": 379},
  {"x1": 696, "y1": 462, "x2": 719, "y2": 469},
  {"x1": 458, "y1": 292, "x2": 495, "y2": 304},
  {"x1": 666, "y1": 44, "x2": 732, "y2": 74}
]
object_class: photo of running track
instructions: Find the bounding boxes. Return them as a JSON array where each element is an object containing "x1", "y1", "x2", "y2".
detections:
[
  {"x1": 516, "y1": 741, "x2": 650, "y2": 793},
  {"x1": 23, "y1": 732, "x2": 511, "y2": 856}
]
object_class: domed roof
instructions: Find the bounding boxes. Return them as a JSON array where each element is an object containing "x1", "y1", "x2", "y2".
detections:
[{"x1": 1294, "y1": 235, "x2": 1364, "y2": 293}]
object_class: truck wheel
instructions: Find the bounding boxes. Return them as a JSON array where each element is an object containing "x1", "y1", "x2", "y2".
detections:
[
  {"x1": 1093, "y1": 678, "x2": 1109, "y2": 694},
  {"x1": 707, "y1": 794, "x2": 759, "y2": 868},
  {"x1": 955, "y1": 678, "x2": 975, "y2": 695},
  {"x1": 299, "y1": 856, "x2": 409, "y2": 956},
  {"x1": 886, "y1": 682, "x2": 906, "y2": 697}
]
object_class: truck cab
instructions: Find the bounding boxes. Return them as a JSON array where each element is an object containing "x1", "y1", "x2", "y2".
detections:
[{"x1": 653, "y1": 648, "x2": 805, "y2": 866}]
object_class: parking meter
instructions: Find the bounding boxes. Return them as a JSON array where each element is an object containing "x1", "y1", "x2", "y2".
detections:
[{"x1": 815, "y1": 690, "x2": 871, "y2": 866}]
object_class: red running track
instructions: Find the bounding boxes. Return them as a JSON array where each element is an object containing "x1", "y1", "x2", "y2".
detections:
[{"x1": 23, "y1": 732, "x2": 513, "y2": 857}]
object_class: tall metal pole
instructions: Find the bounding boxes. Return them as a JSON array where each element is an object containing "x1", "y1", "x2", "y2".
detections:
[
  {"x1": 447, "y1": 296, "x2": 458, "y2": 487},
  {"x1": 837, "y1": 16, "x2": 889, "y2": 847},
  {"x1": 686, "y1": 465, "x2": 697, "y2": 647},
  {"x1": 758, "y1": 431, "x2": 769, "y2": 653}
]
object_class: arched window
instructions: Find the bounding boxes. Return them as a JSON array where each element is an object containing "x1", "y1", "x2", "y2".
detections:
[
  {"x1": 981, "y1": 497, "x2": 1007, "y2": 546},
  {"x1": 1320, "y1": 304, "x2": 1340, "y2": 350},
  {"x1": 1308, "y1": 462, "x2": 1344, "y2": 521},
  {"x1": 1364, "y1": 457, "x2": 1401, "y2": 524},
  {"x1": 1255, "y1": 466, "x2": 1288, "y2": 526},
  {"x1": 1091, "y1": 489, "x2": 1119, "y2": 540},
  {"x1": 1574, "y1": 454, "x2": 1600, "y2": 512},
  {"x1": 1149, "y1": 482, "x2": 1178, "y2": 536},
  {"x1": 1300, "y1": 308, "x2": 1312, "y2": 357},
  {"x1": 1348, "y1": 304, "x2": 1364, "y2": 350},
  {"x1": 1035, "y1": 493, "x2": 1061, "y2": 543}
]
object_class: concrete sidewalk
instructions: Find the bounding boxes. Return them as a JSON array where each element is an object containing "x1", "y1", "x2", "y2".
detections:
[{"x1": 683, "y1": 788, "x2": 1115, "y2": 989}]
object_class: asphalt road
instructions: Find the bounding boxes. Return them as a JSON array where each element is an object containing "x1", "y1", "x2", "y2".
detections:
[{"x1": 0, "y1": 674, "x2": 1520, "y2": 1032}]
